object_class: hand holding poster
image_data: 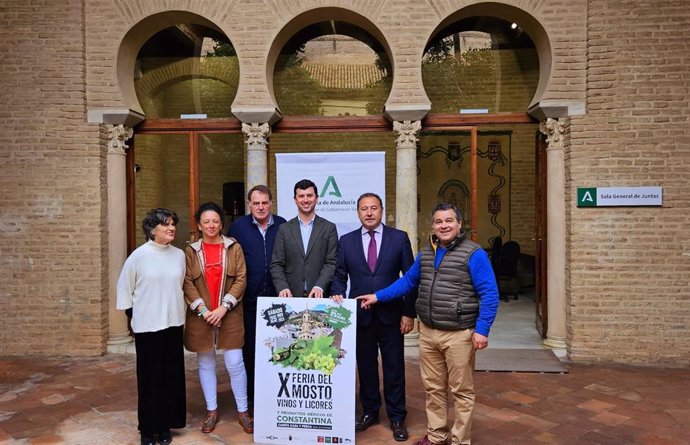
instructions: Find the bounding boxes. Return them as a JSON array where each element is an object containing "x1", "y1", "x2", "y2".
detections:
[{"x1": 254, "y1": 297, "x2": 357, "y2": 444}]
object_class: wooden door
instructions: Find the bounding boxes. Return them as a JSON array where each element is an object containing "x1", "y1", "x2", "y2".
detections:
[
  {"x1": 470, "y1": 126, "x2": 478, "y2": 241},
  {"x1": 534, "y1": 130, "x2": 548, "y2": 338}
]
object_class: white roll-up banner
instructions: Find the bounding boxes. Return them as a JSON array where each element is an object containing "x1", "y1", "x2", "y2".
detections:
[{"x1": 275, "y1": 152, "x2": 386, "y2": 236}]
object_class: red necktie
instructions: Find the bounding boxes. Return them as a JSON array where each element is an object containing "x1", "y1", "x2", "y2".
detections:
[{"x1": 367, "y1": 230, "x2": 377, "y2": 272}]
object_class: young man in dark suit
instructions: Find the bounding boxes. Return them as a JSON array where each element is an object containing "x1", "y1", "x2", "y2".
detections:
[
  {"x1": 271, "y1": 179, "x2": 339, "y2": 298},
  {"x1": 331, "y1": 192, "x2": 417, "y2": 441}
]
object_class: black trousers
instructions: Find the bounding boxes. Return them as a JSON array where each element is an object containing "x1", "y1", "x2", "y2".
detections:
[
  {"x1": 135, "y1": 325, "x2": 186, "y2": 434},
  {"x1": 356, "y1": 317, "x2": 407, "y2": 423}
]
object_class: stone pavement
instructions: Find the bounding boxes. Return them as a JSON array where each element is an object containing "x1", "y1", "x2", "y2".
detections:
[{"x1": 1, "y1": 354, "x2": 689, "y2": 445}]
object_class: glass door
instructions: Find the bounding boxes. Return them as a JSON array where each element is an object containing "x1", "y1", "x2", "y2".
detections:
[
  {"x1": 130, "y1": 134, "x2": 190, "y2": 249},
  {"x1": 127, "y1": 127, "x2": 244, "y2": 252}
]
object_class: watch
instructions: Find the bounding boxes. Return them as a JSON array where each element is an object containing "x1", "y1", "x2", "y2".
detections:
[{"x1": 222, "y1": 301, "x2": 233, "y2": 310}]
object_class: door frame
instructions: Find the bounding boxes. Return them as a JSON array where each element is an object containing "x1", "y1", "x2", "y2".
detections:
[{"x1": 534, "y1": 130, "x2": 548, "y2": 338}]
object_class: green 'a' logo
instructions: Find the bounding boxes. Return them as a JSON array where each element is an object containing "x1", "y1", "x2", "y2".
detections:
[
  {"x1": 577, "y1": 188, "x2": 597, "y2": 207},
  {"x1": 321, "y1": 176, "x2": 342, "y2": 197}
]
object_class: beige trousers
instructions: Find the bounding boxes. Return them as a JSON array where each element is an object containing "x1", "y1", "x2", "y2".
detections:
[{"x1": 419, "y1": 323, "x2": 476, "y2": 445}]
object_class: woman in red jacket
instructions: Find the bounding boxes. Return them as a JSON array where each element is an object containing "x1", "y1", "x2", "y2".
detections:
[{"x1": 183, "y1": 202, "x2": 253, "y2": 434}]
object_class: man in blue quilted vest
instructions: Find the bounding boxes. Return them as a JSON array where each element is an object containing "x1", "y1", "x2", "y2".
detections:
[{"x1": 357, "y1": 202, "x2": 499, "y2": 445}]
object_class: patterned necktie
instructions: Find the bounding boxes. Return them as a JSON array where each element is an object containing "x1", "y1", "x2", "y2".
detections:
[{"x1": 367, "y1": 230, "x2": 377, "y2": 272}]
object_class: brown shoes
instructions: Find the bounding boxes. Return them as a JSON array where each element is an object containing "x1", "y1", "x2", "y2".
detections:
[
  {"x1": 201, "y1": 411, "x2": 218, "y2": 434},
  {"x1": 201, "y1": 410, "x2": 253, "y2": 434},
  {"x1": 238, "y1": 411, "x2": 254, "y2": 434}
]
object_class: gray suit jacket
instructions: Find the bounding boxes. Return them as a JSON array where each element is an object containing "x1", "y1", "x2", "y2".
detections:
[{"x1": 270, "y1": 214, "x2": 339, "y2": 297}]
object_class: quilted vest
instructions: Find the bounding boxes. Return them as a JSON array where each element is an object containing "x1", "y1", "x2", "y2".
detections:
[{"x1": 415, "y1": 233, "x2": 481, "y2": 330}]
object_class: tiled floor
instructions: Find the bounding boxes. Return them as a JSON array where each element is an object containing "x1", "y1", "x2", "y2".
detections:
[
  {"x1": 1, "y1": 353, "x2": 689, "y2": 445},
  {"x1": 488, "y1": 293, "x2": 545, "y2": 350}
]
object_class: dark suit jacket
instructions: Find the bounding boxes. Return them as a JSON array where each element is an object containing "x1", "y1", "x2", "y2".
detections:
[
  {"x1": 331, "y1": 224, "x2": 417, "y2": 326},
  {"x1": 270, "y1": 214, "x2": 339, "y2": 297}
]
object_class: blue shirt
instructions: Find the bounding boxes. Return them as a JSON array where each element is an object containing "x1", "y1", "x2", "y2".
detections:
[
  {"x1": 375, "y1": 246, "x2": 499, "y2": 337},
  {"x1": 299, "y1": 216, "x2": 315, "y2": 254},
  {"x1": 299, "y1": 215, "x2": 316, "y2": 291},
  {"x1": 253, "y1": 214, "x2": 274, "y2": 238}
]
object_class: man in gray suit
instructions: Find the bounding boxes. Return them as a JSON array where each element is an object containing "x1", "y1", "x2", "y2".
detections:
[{"x1": 271, "y1": 179, "x2": 339, "y2": 298}]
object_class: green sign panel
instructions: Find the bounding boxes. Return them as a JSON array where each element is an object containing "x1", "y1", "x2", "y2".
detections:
[
  {"x1": 577, "y1": 187, "x2": 662, "y2": 207},
  {"x1": 577, "y1": 188, "x2": 597, "y2": 207}
]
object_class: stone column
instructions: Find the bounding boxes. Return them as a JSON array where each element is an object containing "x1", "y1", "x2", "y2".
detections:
[
  {"x1": 233, "y1": 106, "x2": 279, "y2": 207},
  {"x1": 107, "y1": 124, "x2": 133, "y2": 346},
  {"x1": 393, "y1": 120, "x2": 422, "y2": 347},
  {"x1": 539, "y1": 118, "x2": 567, "y2": 349},
  {"x1": 242, "y1": 123, "x2": 270, "y2": 196},
  {"x1": 393, "y1": 120, "x2": 421, "y2": 240}
]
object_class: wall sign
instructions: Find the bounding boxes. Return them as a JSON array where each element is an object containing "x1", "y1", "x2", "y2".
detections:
[
  {"x1": 577, "y1": 186, "x2": 662, "y2": 207},
  {"x1": 275, "y1": 151, "x2": 385, "y2": 237}
]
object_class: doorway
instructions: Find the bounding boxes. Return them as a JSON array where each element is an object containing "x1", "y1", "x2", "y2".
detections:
[
  {"x1": 126, "y1": 120, "x2": 243, "y2": 252},
  {"x1": 417, "y1": 120, "x2": 543, "y2": 348}
]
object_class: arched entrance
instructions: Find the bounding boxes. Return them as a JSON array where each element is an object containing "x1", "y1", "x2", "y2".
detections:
[
  {"x1": 267, "y1": 10, "x2": 397, "y2": 220},
  {"x1": 421, "y1": 9, "x2": 548, "y2": 348},
  {"x1": 127, "y1": 19, "x2": 243, "y2": 250},
  {"x1": 106, "y1": 12, "x2": 244, "y2": 348}
]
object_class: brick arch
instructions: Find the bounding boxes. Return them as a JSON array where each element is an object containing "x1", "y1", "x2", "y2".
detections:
[
  {"x1": 117, "y1": 10, "x2": 239, "y2": 115},
  {"x1": 425, "y1": 2, "x2": 552, "y2": 109},
  {"x1": 265, "y1": 7, "x2": 394, "y2": 111},
  {"x1": 135, "y1": 58, "x2": 239, "y2": 101}
]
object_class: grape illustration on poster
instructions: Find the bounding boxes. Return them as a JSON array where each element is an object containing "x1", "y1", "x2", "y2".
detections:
[{"x1": 261, "y1": 302, "x2": 353, "y2": 375}]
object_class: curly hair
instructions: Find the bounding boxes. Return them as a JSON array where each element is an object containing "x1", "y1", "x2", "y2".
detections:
[
  {"x1": 142, "y1": 208, "x2": 179, "y2": 241},
  {"x1": 194, "y1": 202, "x2": 225, "y2": 228}
]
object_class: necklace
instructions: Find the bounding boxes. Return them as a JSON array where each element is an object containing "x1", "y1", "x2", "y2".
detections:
[{"x1": 202, "y1": 241, "x2": 224, "y2": 269}]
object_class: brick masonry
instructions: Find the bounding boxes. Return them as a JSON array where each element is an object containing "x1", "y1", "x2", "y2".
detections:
[
  {"x1": 0, "y1": 0, "x2": 688, "y2": 365},
  {"x1": 567, "y1": 0, "x2": 690, "y2": 366},
  {"x1": 0, "y1": 0, "x2": 107, "y2": 355}
]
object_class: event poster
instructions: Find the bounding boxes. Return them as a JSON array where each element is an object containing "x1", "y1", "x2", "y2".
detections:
[
  {"x1": 254, "y1": 297, "x2": 357, "y2": 445},
  {"x1": 275, "y1": 151, "x2": 385, "y2": 237}
]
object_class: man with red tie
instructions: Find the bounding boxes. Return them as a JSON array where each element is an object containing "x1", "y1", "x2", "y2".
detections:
[{"x1": 331, "y1": 193, "x2": 417, "y2": 441}]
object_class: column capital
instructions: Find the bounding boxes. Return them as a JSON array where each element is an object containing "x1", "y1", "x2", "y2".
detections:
[
  {"x1": 539, "y1": 117, "x2": 566, "y2": 150},
  {"x1": 107, "y1": 124, "x2": 133, "y2": 154},
  {"x1": 242, "y1": 123, "x2": 270, "y2": 152},
  {"x1": 393, "y1": 120, "x2": 421, "y2": 149}
]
